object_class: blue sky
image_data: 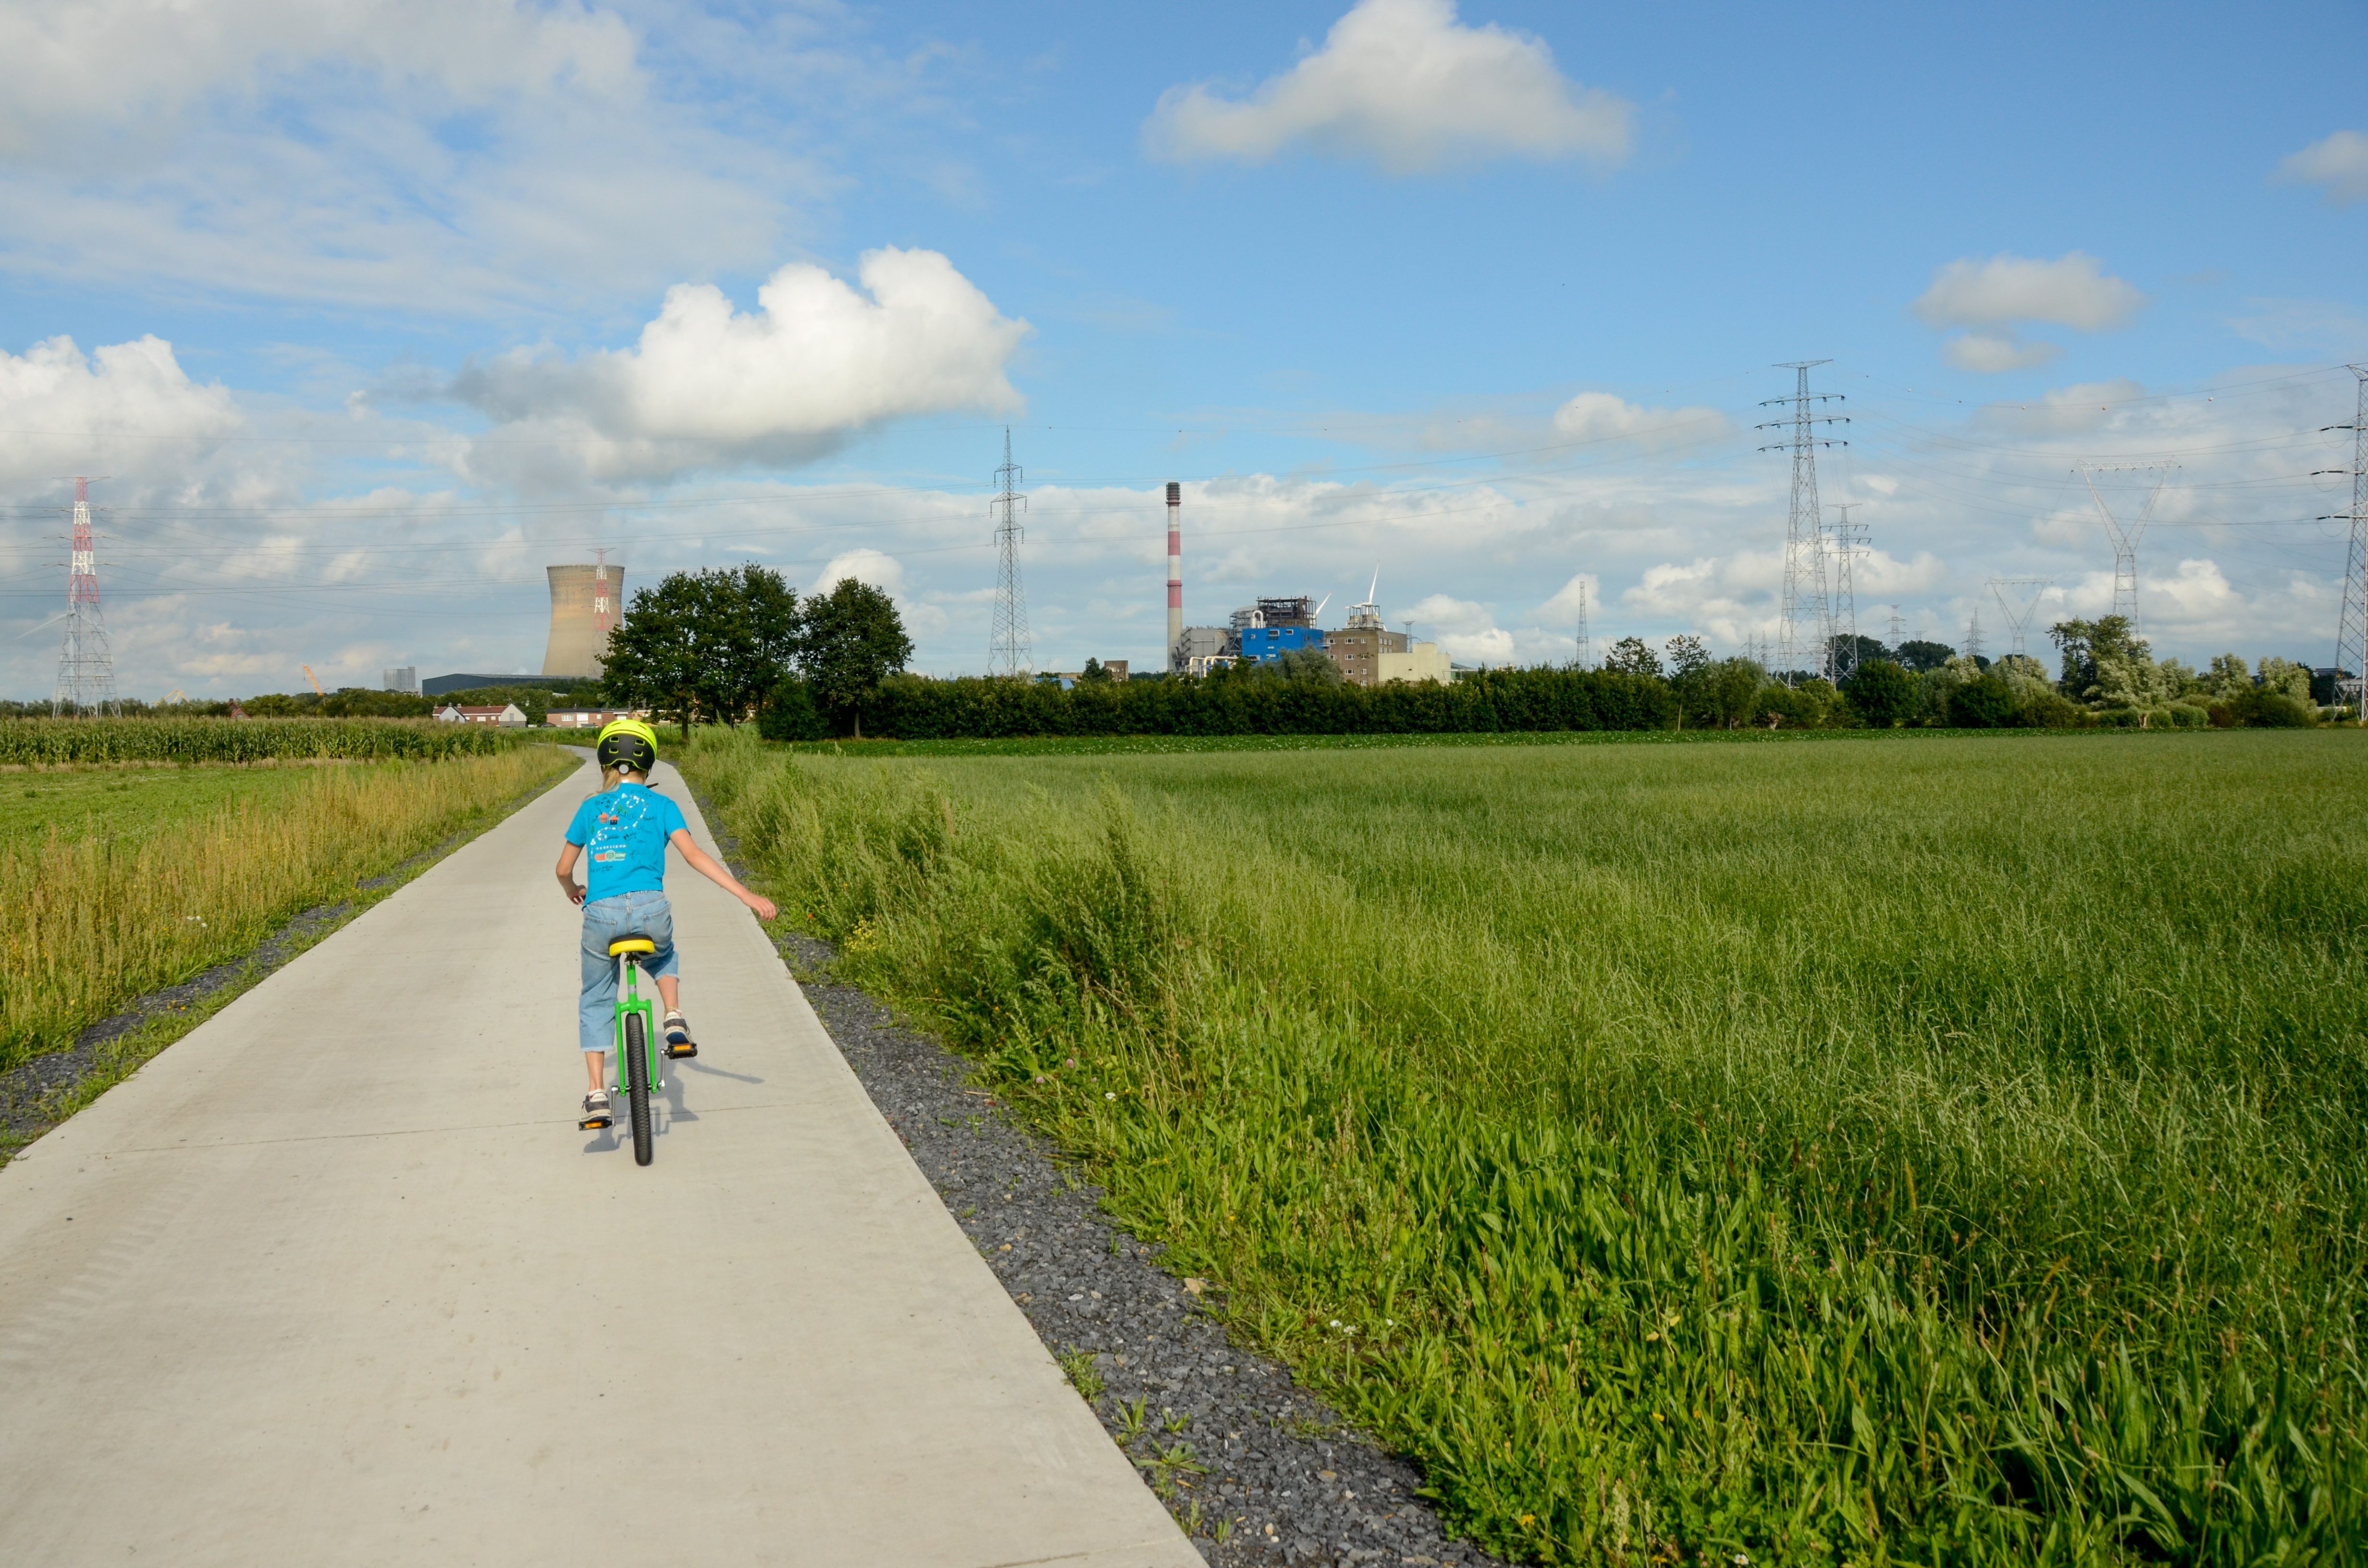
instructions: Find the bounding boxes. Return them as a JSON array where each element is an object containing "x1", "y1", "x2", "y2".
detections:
[{"x1": 2, "y1": 0, "x2": 2364, "y2": 695}]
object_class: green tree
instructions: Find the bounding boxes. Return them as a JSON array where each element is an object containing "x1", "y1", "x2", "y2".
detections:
[
  {"x1": 601, "y1": 564, "x2": 800, "y2": 737},
  {"x1": 2202, "y1": 652, "x2": 2253, "y2": 699},
  {"x1": 2257, "y1": 656, "x2": 2313, "y2": 703},
  {"x1": 1705, "y1": 657, "x2": 1764, "y2": 728},
  {"x1": 1829, "y1": 633, "x2": 1889, "y2": 675},
  {"x1": 1892, "y1": 638, "x2": 1956, "y2": 673},
  {"x1": 1661, "y1": 636, "x2": 1712, "y2": 727},
  {"x1": 1270, "y1": 646, "x2": 1343, "y2": 684},
  {"x1": 1842, "y1": 659, "x2": 1916, "y2": 727},
  {"x1": 2049, "y1": 615, "x2": 2176, "y2": 710},
  {"x1": 1946, "y1": 674, "x2": 2019, "y2": 728},
  {"x1": 2227, "y1": 687, "x2": 2318, "y2": 727},
  {"x1": 1078, "y1": 657, "x2": 1113, "y2": 684},
  {"x1": 1603, "y1": 636, "x2": 1661, "y2": 679},
  {"x1": 602, "y1": 572, "x2": 715, "y2": 738},
  {"x1": 798, "y1": 577, "x2": 913, "y2": 737},
  {"x1": 699, "y1": 564, "x2": 802, "y2": 725},
  {"x1": 756, "y1": 676, "x2": 828, "y2": 741}
]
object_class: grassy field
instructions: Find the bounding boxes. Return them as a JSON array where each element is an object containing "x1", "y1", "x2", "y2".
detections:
[
  {"x1": 5, "y1": 746, "x2": 575, "y2": 1072},
  {"x1": 686, "y1": 727, "x2": 2368, "y2": 1566},
  {"x1": 770, "y1": 727, "x2": 2080, "y2": 759},
  {"x1": 1, "y1": 763, "x2": 342, "y2": 852}
]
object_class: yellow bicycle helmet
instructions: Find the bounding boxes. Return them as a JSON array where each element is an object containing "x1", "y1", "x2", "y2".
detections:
[{"x1": 595, "y1": 717, "x2": 660, "y2": 774}]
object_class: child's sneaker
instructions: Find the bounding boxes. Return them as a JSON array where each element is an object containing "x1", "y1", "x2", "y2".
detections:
[
  {"x1": 580, "y1": 1091, "x2": 613, "y2": 1129},
  {"x1": 663, "y1": 1011, "x2": 698, "y2": 1060}
]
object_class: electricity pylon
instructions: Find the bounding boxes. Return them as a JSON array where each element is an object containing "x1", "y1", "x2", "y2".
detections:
[
  {"x1": 52, "y1": 477, "x2": 118, "y2": 718},
  {"x1": 1827, "y1": 505, "x2": 1869, "y2": 681},
  {"x1": 1574, "y1": 578, "x2": 1591, "y2": 669},
  {"x1": 2077, "y1": 463, "x2": 2173, "y2": 630},
  {"x1": 987, "y1": 429, "x2": 1031, "y2": 677},
  {"x1": 1988, "y1": 576, "x2": 2051, "y2": 661},
  {"x1": 1757, "y1": 362, "x2": 1847, "y2": 684},
  {"x1": 2323, "y1": 367, "x2": 2368, "y2": 718}
]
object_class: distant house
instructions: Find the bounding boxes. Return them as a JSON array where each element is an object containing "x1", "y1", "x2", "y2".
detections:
[
  {"x1": 546, "y1": 708, "x2": 620, "y2": 729},
  {"x1": 435, "y1": 703, "x2": 527, "y2": 727}
]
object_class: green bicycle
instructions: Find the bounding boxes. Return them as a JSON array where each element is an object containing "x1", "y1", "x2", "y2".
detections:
[{"x1": 578, "y1": 935, "x2": 692, "y2": 1165}]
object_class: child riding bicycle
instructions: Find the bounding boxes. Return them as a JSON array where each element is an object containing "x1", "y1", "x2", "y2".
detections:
[{"x1": 555, "y1": 718, "x2": 777, "y2": 1125}]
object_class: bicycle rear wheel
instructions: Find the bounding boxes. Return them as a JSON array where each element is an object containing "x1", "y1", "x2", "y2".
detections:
[{"x1": 624, "y1": 1014, "x2": 654, "y2": 1166}]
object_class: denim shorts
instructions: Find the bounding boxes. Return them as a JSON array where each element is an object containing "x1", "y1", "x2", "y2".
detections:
[{"x1": 579, "y1": 892, "x2": 680, "y2": 1054}]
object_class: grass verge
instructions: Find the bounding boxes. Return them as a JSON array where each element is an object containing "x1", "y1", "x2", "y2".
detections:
[
  {"x1": 683, "y1": 725, "x2": 2368, "y2": 1566},
  {"x1": 5, "y1": 746, "x2": 577, "y2": 1076}
]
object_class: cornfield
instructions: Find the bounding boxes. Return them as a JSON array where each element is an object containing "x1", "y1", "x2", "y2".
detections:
[{"x1": 0, "y1": 717, "x2": 534, "y2": 768}]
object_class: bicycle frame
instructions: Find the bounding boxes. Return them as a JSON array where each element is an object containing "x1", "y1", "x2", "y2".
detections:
[{"x1": 614, "y1": 951, "x2": 663, "y2": 1098}]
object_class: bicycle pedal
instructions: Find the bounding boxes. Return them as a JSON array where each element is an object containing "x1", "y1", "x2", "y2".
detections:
[
  {"x1": 580, "y1": 1114, "x2": 612, "y2": 1130},
  {"x1": 665, "y1": 1041, "x2": 698, "y2": 1059}
]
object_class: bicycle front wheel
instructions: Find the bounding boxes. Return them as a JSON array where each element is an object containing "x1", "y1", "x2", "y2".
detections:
[{"x1": 624, "y1": 1014, "x2": 654, "y2": 1166}]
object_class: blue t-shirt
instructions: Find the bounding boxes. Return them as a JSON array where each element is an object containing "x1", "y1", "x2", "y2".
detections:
[{"x1": 565, "y1": 782, "x2": 689, "y2": 903}]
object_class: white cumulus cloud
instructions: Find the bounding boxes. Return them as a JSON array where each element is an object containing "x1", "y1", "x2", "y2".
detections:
[
  {"x1": 1404, "y1": 592, "x2": 1515, "y2": 662},
  {"x1": 449, "y1": 248, "x2": 1029, "y2": 484},
  {"x1": 0, "y1": 0, "x2": 641, "y2": 157},
  {"x1": 1914, "y1": 252, "x2": 2147, "y2": 332},
  {"x1": 1144, "y1": 0, "x2": 1632, "y2": 175},
  {"x1": 0, "y1": 0, "x2": 857, "y2": 314},
  {"x1": 1913, "y1": 252, "x2": 2146, "y2": 375},
  {"x1": 1551, "y1": 392, "x2": 1731, "y2": 448},
  {"x1": 1534, "y1": 572, "x2": 1600, "y2": 625},
  {"x1": 1941, "y1": 332, "x2": 2063, "y2": 374},
  {"x1": 817, "y1": 548, "x2": 906, "y2": 597},
  {"x1": 0, "y1": 335, "x2": 243, "y2": 489},
  {"x1": 2272, "y1": 130, "x2": 2368, "y2": 207}
]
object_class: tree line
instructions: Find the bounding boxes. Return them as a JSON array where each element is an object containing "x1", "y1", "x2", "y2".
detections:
[
  {"x1": 18, "y1": 570, "x2": 2332, "y2": 739},
  {"x1": 591, "y1": 570, "x2": 2339, "y2": 740},
  {"x1": 600, "y1": 565, "x2": 911, "y2": 739}
]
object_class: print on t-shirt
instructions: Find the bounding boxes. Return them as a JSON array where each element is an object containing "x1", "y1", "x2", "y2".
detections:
[{"x1": 565, "y1": 782, "x2": 689, "y2": 903}]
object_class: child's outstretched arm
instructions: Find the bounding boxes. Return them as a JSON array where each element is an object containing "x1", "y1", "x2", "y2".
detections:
[
  {"x1": 667, "y1": 829, "x2": 778, "y2": 922},
  {"x1": 555, "y1": 842, "x2": 587, "y2": 906}
]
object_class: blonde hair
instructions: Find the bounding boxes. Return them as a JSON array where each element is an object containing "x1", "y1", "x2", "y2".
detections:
[{"x1": 601, "y1": 762, "x2": 648, "y2": 791}]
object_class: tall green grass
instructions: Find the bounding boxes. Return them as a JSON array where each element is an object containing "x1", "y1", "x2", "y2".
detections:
[
  {"x1": 686, "y1": 729, "x2": 2368, "y2": 1565},
  {"x1": 5, "y1": 747, "x2": 575, "y2": 1068}
]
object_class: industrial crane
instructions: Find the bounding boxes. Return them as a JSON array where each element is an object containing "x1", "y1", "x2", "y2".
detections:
[{"x1": 302, "y1": 665, "x2": 324, "y2": 696}]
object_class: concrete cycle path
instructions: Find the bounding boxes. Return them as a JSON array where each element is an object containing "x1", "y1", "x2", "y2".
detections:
[{"x1": 0, "y1": 753, "x2": 1199, "y2": 1568}]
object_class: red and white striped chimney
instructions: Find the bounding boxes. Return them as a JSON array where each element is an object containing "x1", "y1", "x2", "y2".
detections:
[{"x1": 1165, "y1": 481, "x2": 1183, "y2": 673}]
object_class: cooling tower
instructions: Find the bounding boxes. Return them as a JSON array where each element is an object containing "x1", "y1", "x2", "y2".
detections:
[{"x1": 543, "y1": 563, "x2": 625, "y2": 678}]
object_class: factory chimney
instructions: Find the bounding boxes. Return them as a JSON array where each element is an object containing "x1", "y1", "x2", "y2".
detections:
[{"x1": 1166, "y1": 481, "x2": 1183, "y2": 673}]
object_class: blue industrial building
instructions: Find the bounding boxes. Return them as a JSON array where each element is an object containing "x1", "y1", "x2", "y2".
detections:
[{"x1": 1233, "y1": 624, "x2": 1328, "y2": 667}]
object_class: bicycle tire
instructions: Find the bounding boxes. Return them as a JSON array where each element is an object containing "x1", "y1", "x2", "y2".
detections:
[{"x1": 625, "y1": 1014, "x2": 654, "y2": 1166}]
